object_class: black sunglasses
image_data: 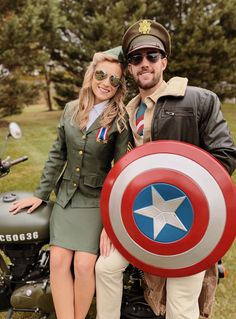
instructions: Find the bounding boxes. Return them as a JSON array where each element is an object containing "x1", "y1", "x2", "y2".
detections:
[
  {"x1": 94, "y1": 70, "x2": 121, "y2": 88},
  {"x1": 128, "y1": 51, "x2": 164, "y2": 66}
]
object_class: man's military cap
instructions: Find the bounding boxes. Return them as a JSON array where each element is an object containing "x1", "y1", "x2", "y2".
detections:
[{"x1": 122, "y1": 19, "x2": 171, "y2": 58}]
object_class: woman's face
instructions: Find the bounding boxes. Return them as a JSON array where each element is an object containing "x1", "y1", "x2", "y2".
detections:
[{"x1": 92, "y1": 60, "x2": 122, "y2": 105}]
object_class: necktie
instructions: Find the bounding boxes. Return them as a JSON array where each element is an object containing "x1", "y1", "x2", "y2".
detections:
[{"x1": 136, "y1": 102, "x2": 147, "y2": 136}]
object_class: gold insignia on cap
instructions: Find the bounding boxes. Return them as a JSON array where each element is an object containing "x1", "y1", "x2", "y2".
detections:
[{"x1": 139, "y1": 20, "x2": 151, "y2": 34}]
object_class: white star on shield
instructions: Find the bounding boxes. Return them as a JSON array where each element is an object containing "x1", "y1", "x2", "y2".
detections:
[{"x1": 134, "y1": 186, "x2": 187, "y2": 240}]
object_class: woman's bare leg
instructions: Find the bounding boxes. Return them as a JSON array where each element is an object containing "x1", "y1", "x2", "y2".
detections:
[
  {"x1": 50, "y1": 246, "x2": 74, "y2": 319},
  {"x1": 73, "y1": 251, "x2": 97, "y2": 319}
]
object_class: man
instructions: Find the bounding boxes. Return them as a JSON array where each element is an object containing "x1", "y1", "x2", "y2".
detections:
[{"x1": 96, "y1": 19, "x2": 236, "y2": 319}]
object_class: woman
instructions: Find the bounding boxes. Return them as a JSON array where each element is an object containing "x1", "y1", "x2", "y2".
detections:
[{"x1": 9, "y1": 47, "x2": 132, "y2": 319}]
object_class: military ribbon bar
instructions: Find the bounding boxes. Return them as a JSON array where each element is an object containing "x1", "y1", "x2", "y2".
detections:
[{"x1": 96, "y1": 127, "x2": 110, "y2": 143}]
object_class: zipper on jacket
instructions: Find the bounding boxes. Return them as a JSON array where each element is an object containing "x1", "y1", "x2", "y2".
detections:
[{"x1": 165, "y1": 111, "x2": 175, "y2": 116}]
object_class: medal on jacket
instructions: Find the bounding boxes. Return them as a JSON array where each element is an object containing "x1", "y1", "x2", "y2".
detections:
[{"x1": 96, "y1": 127, "x2": 110, "y2": 143}]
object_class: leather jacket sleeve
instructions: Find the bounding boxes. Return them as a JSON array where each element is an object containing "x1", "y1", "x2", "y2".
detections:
[
  {"x1": 197, "y1": 89, "x2": 236, "y2": 175},
  {"x1": 151, "y1": 86, "x2": 236, "y2": 175}
]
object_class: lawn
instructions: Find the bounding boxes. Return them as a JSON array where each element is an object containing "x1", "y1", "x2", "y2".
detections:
[
  {"x1": 0, "y1": 104, "x2": 62, "y2": 193},
  {"x1": 0, "y1": 103, "x2": 236, "y2": 319}
]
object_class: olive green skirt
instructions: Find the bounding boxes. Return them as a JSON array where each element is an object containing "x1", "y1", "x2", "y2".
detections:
[{"x1": 49, "y1": 202, "x2": 103, "y2": 254}]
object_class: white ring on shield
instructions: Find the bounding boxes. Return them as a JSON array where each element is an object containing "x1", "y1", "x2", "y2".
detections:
[{"x1": 108, "y1": 153, "x2": 226, "y2": 269}]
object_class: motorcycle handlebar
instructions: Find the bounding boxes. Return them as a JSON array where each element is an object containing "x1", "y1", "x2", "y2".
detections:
[
  {"x1": 0, "y1": 155, "x2": 28, "y2": 177},
  {"x1": 9, "y1": 155, "x2": 28, "y2": 166}
]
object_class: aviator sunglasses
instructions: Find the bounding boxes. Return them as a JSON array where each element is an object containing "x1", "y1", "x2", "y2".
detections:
[
  {"x1": 128, "y1": 51, "x2": 164, "y2": 66},
  {"x1": 94, "y1": 70, "x2": 121, "y2": 87}
]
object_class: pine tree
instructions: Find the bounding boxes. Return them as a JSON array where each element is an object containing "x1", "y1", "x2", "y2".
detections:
[
  {"x1": 52, "y1": 0, "x2": 147, "y2": 107},
  {"x1": 0, "y1": 1, "x2": 40, "y2": 116},
  {"x1": 0, "y1": 0, "x2": 66, "y2": 117},
  {"x1": 1, "y1": 0, "x2": 234, "y2": 116},
  {"x1": 145, "y1": 0, "x2": 236, "y2": 99},
  {"x1": 216, "y1": 0, "x2": 236, "y2": 99}
]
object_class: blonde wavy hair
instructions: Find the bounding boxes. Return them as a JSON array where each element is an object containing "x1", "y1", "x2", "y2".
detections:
[{"x1": 71, "y1": 52, "x2": 127, "y2": 132}]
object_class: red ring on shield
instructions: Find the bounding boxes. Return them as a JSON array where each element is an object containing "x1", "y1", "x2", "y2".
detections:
[
  {"x1": 121, "y1": 169, "x2": 209, "y2": 255},
  {"x1": 101, "y1": 141, "x2": 236, "y2": 276}
]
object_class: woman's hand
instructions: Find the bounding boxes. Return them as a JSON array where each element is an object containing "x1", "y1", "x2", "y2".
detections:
[
  {"x1": 99, "y1": 228, "x2": 113, "y2": 257},
  {"x1": 9, "y1": 197, "x2": 43, "y2": 215}
]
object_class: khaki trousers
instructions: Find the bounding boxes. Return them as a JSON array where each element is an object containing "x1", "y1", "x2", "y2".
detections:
[{"x1": 95, "y1": 249, "x2": 205, "y2": 319}]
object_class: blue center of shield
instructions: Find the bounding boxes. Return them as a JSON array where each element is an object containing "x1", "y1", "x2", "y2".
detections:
[{"x1": 133, "y1": 183, "x2": 193, "y2": 243}]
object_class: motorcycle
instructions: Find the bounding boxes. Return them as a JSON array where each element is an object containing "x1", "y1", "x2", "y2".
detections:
[
  {"x1": 0, "y1": 122, "x2": 54, "y2": 319},
  {"x1": 0, "y1": 122, "x2": 226, "y2": 319}
]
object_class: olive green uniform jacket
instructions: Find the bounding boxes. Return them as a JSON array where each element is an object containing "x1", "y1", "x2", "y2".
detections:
[{"x1": 34, "y1": 100, "x2": 133, "y2": 208}]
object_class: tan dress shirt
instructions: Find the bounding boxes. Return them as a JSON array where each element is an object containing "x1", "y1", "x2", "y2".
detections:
[{"x1": 126, "y1": 81, "x2": 167, "y2": 146}]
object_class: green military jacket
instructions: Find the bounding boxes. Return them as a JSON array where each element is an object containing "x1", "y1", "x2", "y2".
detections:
[{"x1": 34, "y1": 100, "x2": 133, "y2": 208}]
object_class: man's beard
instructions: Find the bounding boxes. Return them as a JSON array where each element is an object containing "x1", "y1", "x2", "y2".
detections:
[{"x1": 135, "y1": 71, "x2": 162, "y2": 90}]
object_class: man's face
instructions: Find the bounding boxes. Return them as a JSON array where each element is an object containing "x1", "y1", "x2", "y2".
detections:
[{"x1": 127, "y1": 48, "x2": 167, "y2": 91}]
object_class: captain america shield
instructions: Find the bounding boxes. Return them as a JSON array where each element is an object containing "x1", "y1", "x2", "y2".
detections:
[{"x1": 101, "y1": 140, "x2": 236, "y2": 277}]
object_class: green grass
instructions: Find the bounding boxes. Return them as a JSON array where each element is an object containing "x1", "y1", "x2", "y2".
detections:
[
  {"x1": 0, "y1": 104, "x2": 62, "y2": 193},
  {"x1": 0, "y1": 103, "x2": 236, "y2": 319}
]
